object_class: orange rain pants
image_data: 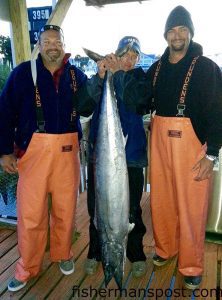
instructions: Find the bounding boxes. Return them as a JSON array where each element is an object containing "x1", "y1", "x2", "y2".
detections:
[
  {"x1": 150, "y1": 116, "x2": 209, "y2": 276},
  {"x1": 15, "y1": 132, "x2": 80, "y2": 282}
]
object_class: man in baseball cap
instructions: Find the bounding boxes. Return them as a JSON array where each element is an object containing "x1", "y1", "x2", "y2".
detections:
[
  {"x1": 84, "y1": 36, "x2": 148, "y2": 278},
  {"x1": 115, "y1": 36, "x2": 141, "y2": 55}
]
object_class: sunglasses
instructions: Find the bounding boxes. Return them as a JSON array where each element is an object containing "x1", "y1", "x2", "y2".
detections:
[{"x1": 38, "y1": 25, "x2": 64, "y2": 39}]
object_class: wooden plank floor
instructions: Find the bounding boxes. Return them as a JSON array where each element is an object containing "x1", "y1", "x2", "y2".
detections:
[{"x1": 0, "y1": 192, "x2": 222, "y2": 300}]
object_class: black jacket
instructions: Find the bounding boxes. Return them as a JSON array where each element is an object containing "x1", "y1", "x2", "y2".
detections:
[{"x1": 120, "y1": 41, "x2": 222, "y2": 156}]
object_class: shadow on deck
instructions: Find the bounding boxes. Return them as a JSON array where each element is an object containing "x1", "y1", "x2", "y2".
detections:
[{"x1": 0, "y1": 192, "x2": 222, "y2": 299}]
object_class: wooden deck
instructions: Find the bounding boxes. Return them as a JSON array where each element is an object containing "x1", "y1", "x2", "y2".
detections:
[{"x1": 0, "y1": 192, "x2": 222, "y2": 300}]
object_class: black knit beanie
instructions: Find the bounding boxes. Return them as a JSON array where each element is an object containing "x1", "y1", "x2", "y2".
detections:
[{"x1": 164, "y1": 6, "x2": 194, "y2": 39}]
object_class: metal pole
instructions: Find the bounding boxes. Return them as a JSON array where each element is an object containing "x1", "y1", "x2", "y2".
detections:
[
  {"x1": 9, "y1": 22, "x2": 16, "y2": 68},
  {"x1": 52, "y1": 0, "x2": 57, "y2": 9}
]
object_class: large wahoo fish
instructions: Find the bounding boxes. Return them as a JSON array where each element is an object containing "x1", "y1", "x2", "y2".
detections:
[
  {"x1": 84, "y1": 47, "x2": 133, "y2": 288},
  {"x1": 95, "y1": 70, "x2": 131, "y2": 289}
]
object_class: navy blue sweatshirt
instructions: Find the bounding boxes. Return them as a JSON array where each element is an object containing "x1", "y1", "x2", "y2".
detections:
[{"x1": 0, "y1": 54, "x2": 102, "y2": 156}]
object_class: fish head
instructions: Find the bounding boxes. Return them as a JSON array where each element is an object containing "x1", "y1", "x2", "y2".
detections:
[{"x1": 82, "y1": 47, "x2": 104, "y2": 62}]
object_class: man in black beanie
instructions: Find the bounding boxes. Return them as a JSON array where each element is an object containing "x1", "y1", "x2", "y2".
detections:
[
  {"x1": 109, "y1": 5, "x2": 222, "y2": 290},
  {"x1": 148, "y1": 5, "x2": 222, "y2": 290},
  {"x1": 164, "y1": 5, "x2": 194, "y2": 39}
]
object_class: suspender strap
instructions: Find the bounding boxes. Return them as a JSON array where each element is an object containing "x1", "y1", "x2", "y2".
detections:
[
  {"x1": 69, "y1": 68, "x2": 78, "y2": 130},
  {"x1": 70, "y1": 69, "x2": 78, "y2": 92},
  {"x1": 152, "y1": 60, "x2": 162, "y2": 87},
  {"x1": 30, "y1": 60, "x2": 78, "y2": 133},
  {"x1": 176, "y1": 56, "x2": 199, "y2": 117},
  {"x1": 31, "y1": 59, "x2": 37, "y2": 86},
  {"x1": 30, "y1": 60, "x2": 45, "y2": 132},
  {"x1": 151, "y1": 60, "x2": 162, "y2": 112},
  {"x1": 35, "y1": 87, "x2": 45, "y2": 132},
  {"x1": 152, "y1": 56, "x2": 199, "y2": 117}
]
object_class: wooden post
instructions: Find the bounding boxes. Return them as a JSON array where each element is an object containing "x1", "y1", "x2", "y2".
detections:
[{"x1": 8, "y1": 0, "x2": 31, "y2": 66}]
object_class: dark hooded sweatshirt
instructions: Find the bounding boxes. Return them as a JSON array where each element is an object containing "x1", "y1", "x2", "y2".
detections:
[{"x1": 116, "y1": 41, "x2": 222, "y2": 156}]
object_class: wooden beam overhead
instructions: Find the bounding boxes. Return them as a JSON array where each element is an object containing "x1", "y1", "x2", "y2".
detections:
[
  {"x1": 84, "y1": 0, "x2": 149, "y2": 6},
  {"x1": 45, "y1": 0, "x2": 73, "y2": 28}
]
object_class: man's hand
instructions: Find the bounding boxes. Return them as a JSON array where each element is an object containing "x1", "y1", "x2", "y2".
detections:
[
  {"x1": 97, "y1": 60, "x2": 107, "y2": 79},
  {"x1": 0, "y1": 154, "x2": 18, "y2": 174},
  {"x1": 192, "y1": 156, "x2": 214, "y2": 181},
  {"x1": 104, "y1": 53, "x2": 121, "y2": 74},
  {"x1": 97, "y1": 53, "x2": 122, "y2": 79}
]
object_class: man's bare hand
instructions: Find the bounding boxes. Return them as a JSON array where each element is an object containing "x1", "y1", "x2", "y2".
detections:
[
  {"x1": 104, "y1": 53, "x2": 121, "y2": 74},
  {"x1": 97, "y1": 60, "x2": 107, "y2": 79},
  {"x1": 0, "y1": 154, "x2": 18, "y2": 174},
  {"x1": 192, "y1": 156, "x2": 214, "y2": 181}
]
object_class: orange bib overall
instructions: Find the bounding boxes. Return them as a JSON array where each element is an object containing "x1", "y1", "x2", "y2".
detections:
[
  {"x1": 150, "y1": 116, "x2": 209, "y2": 276},
  {"x1": 15, "y1": 132, "x2": 80, "y2": 281}
]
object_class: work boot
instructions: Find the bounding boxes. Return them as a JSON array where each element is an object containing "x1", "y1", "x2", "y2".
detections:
[
  {"x1": 184, "y1": 276, "x2": 202, "y2": 290},
  {"x1": 152, "y1": 254, "x2": 169, "y2": 266},
  {"x1": 132, "y1": 261, "x2": 147, "y2": 277},
  {"x1": 84, "y1": 258, "x2": 99, "y2": 275},
  {"x1": 8, "y1": 277, "x2": 27, "y2": 292},
  {"x1": 59, "y1": 259, "x2": 74, "y2": 275}
]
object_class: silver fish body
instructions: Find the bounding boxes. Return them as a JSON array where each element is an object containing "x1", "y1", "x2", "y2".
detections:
[{"x1": 94, "y1": 71, "x2": 130, "y2": 289}]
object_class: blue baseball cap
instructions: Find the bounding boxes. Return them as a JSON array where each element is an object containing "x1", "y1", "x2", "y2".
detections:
[{"x1": 116, "y1": 36, "x2": 141, "y2": 55}]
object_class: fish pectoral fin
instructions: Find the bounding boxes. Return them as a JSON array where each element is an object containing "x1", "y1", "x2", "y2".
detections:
[{"x1": 128, "y1": 223, "x2": 135, "y2": 233}]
